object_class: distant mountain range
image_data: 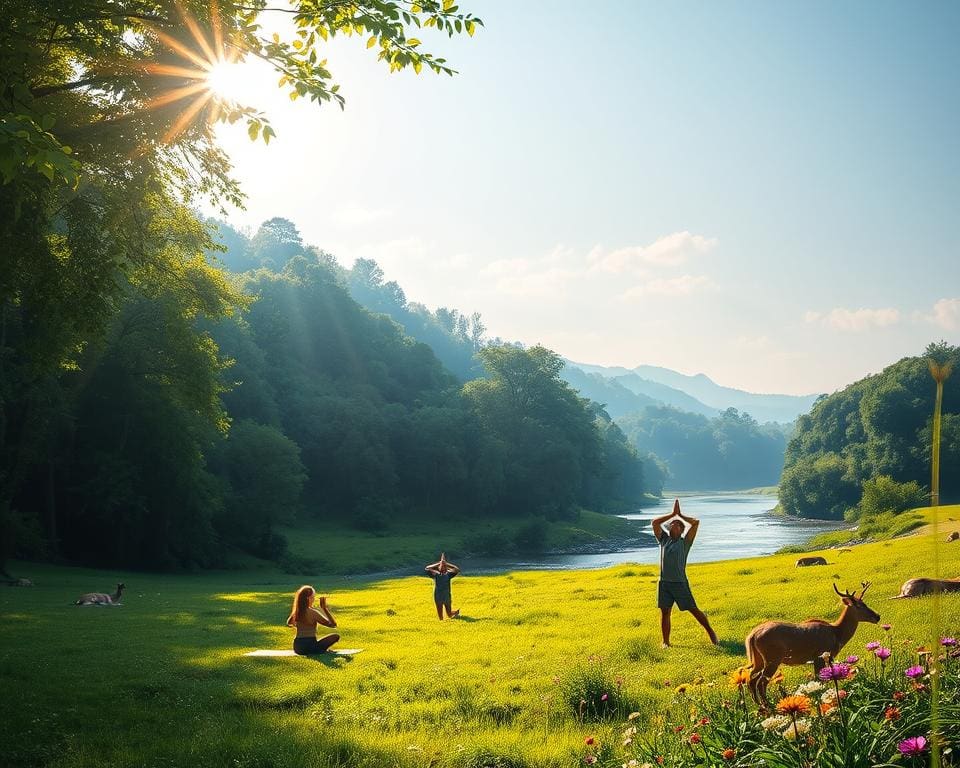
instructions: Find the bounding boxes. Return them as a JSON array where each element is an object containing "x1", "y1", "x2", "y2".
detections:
[{"x1": 562, "y1": 361, "x2": 822, "y2": 424}]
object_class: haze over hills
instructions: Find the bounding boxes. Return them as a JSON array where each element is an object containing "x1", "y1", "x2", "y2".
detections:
[
  {"x1": 559, "y1": 364, "x2": 717, "y2": 420},
  {"x1": 568, "y1": 361, "x2": 822, "y2": 424}
]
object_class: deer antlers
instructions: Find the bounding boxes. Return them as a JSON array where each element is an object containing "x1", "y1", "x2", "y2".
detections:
[{"x1": 833, "y1": 581, "x2": 871, "y2": 600}]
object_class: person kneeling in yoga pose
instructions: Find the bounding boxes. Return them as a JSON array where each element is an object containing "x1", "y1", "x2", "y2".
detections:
[{"x1": 287, "y1": 584, "x2": 339, "y2": 654}]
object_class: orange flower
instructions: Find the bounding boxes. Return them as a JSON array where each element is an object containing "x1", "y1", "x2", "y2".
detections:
[
  {"x1": 722, "y1": 748, "x2": 736, "y2": 761},
  {"x1": 819, "y1": 701, "x2": 836, "y2": 716},
  {"x1": 776, "y1": 695, "x2": 812, "y2": 716},
  {"x1": 885, "y1": 706, "x2": 901, "y2": 721},
  {"x1": 729, "y1": 667, "x2": 751, "y2": 688}
]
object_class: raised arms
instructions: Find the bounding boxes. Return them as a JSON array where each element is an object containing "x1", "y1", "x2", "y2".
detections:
[
  {"x1": 314, "y1": 596, "x2": 337, "y2": 628},
  {"x1": 652, "y1": 498, "x2": 682, "y2": 539}
]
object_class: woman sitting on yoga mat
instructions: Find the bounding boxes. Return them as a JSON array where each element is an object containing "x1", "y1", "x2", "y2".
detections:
[
  {"x1": 287, "y1": 585, "x2": 340, "y2": 654},
  {"x1": 425, "y1": 553, "x2": 461, "y2": 620}
]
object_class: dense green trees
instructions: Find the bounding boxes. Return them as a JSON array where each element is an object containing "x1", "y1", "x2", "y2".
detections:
[
  {"x1": 1, "y1": 0, "x2": 485, "y2": 570},
  {"x1": 618, "y1": 406, "x2": 787, "y2": 491},
  {"x1": 779, "y1": 344, "x2": 960, "y2": 520}
]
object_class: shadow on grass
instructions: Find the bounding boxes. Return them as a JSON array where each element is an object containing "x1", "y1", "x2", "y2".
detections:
[
  {"x1": 454, "y1": 615, "x2": 488, "y2": 623},
  {"x1": 302, "y1": 652, "x2": 355, "y2": 668},
  {"x1": 717, "y1": 638, "x2": 746, "y2": 656}
]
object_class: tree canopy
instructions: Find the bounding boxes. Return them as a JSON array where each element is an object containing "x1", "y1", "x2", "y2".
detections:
[{"x1": 779, "y1": 343, "x2": 960, "y2": 520}]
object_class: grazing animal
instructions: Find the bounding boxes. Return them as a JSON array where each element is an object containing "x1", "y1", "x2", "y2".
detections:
[
  {"x1": 947, "y1": 531, "x2": 959, "y2": 543},
  {"x1": 890, "y1": 577, "x2": 960, "y2": 599},
  {"x1": 746, "y1": 583, "x2": 880, "y2": 706},
  {"x1": 75, "y1": 582, "x2": 125, "y2": 606},
  {"x1": 795, "y1": 556, "x2": 827, "y2": 567}
]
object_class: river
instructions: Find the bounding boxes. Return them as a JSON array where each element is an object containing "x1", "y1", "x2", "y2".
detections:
[{"x1": 461, "y1": 493, "x2": 846, "y2": 573}]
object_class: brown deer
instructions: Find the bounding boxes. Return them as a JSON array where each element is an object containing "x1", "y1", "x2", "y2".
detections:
[
  {"x1": 75, "y1": 582, "x2": 125, "y2": 606},
  {"x1": 890, "y1": 577, "x2": 960, "y2": 599},
  {"x1": 795, "y1": 556, "x2": 827, "y2": 567},
  {"x1": 746, "y1": 582, "x2": 880, "y2": 706}
]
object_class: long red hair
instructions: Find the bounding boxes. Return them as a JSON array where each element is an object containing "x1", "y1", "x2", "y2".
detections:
[{"x1": 288, "y1": 585, "x2": 314, "y2": 625}]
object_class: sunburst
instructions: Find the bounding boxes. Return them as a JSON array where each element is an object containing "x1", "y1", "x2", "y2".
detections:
[{"x1": 140, "y1": 0, "x2": 246, "y2": 143}]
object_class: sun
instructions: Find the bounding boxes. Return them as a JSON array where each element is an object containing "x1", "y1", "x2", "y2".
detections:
[{"x1": 205, "y1": 60, "x2": 250, "y2": 104}]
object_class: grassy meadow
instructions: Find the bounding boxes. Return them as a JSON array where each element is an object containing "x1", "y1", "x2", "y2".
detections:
[{"x1": 3, "y1": 518, "x2": 960, "y2": 768}]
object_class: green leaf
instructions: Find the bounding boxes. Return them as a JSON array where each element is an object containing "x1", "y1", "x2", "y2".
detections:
[{"x1": 247, "y1": 122, "x2": 260, "y2": 141}]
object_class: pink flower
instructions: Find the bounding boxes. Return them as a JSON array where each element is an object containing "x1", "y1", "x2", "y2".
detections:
[
  {"x1": 844, "y1": 655, "x2": 859, "y2": 664},
  {"x1": 874, "y1": 647, "x2": 892, "y2": 661},
  {"x1": 941, "y1": 637, "x2": 957, "y2": 647},
  {"x1": 819, "y1": 663, "x2": 851, "y2": 681},
  {"x1": 600, "y1": 693, "x2": 609, "y2": 702},
  {"x1": 882, "y1": 624, "x2": 892, "y2": 631},
  {"x1": 905, "y1": 666, "x2": 924, "y2": 679},
  {"x1": 866, "y1": 641, "x2": 880, "y2": 651},
  {"x1": 898, "y1": 736, "x2": 928, "y2": 757}
]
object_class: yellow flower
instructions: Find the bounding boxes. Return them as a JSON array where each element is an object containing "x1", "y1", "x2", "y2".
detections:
[{"x1": 776, "y1": 695, "x2": 812, "y2": 716}]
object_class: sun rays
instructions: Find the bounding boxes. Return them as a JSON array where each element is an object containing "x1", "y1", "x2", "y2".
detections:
[{"x1": 139, "y1": 1, "x2": 246, "y2": 143}]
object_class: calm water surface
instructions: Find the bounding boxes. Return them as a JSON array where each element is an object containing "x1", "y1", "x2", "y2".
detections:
[{"x1": 462, "y1": 493, "x2": 845, "y2": 573}]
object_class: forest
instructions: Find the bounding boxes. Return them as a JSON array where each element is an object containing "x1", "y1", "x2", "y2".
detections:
[{"x1": 779, "y1": 342, "x2": 959, "y2": 521}]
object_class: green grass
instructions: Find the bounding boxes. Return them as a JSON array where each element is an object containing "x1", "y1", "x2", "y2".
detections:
[
  {"x1": 278, "y1": 509, "x2": 642, "y2": 575},
  {"x1": 787, "y1": 503, "x2": 960, "y2": 552},
  {"x1": 2, "y1": 528, "x2": 958, "y2": 768}
]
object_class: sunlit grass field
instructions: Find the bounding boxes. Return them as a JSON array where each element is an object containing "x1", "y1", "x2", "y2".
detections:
[{"x1": 2, "y1": 520, "x2": 959, "y2": 768}]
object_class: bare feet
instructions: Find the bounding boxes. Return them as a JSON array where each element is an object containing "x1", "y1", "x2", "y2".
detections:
[
  {"x1": 451, "y1": 609, "x2": 460, "y2": 618},
  {"x1": 661, "y1": 642, "x2": 671, "y2": 649}
]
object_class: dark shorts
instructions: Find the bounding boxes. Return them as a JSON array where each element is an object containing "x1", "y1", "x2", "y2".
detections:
[
  {"x1": 434, "y1": 591, "x2": 451, "y2": 605},
  {"x1": 658, "y1": 580, "x2": 698, "y2": 611},
  {"x1": 293, "y1": 635, "x2": 338, "y2": 654}
]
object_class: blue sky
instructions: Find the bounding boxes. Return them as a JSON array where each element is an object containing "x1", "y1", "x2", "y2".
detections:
[{"x1": 211, "y1": 1, "x2": 960, "y2": 395}]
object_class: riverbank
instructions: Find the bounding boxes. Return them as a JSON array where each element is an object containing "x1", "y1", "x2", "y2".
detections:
[
  {"x1": 777, "y1": 503, "x2": 960, "y2": 553},
  {"x1": 277, "y1": 508, "x2": 648, "y2": 575},
  {"x1": 2, "y1": 529, "x2": 957, "y2": 768}
]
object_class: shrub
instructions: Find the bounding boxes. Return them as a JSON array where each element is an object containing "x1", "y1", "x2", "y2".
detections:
[
  {"x1": 513, "y1": 517, "x2": 548, "y2": 553},
  {"x1": 558, "y1": 657, "x2": 639, "y2": 723},
  {"x1": 461, "y1": 527, "x2": 512, "y2": 556}
]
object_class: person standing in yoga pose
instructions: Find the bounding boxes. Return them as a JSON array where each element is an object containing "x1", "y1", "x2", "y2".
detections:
[
  {"x1": 425, "y1": 553, "x2": 461, "y2": 619},
  {"x1": 287, "y1": 585, "x2": 340, "y2": 654}
]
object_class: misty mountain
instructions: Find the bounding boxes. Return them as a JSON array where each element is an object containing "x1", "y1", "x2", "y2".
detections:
[{"x1": 571, "y1": 361, "x2": 820, "y2": 423}]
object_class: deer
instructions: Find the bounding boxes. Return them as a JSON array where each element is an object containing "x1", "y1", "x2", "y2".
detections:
[
  {"x1": 795, "y1": 556, "x2": 827, "y2": 567},
  {"x1": 745, "y1": 582, "x2": 880, "y2": 706},
  {"x1": 947, "y1": 531, "x2": 959, "y2": 543},
  {"x1": 890, "y1": 577, "x2": 960, "y2": 599},
  {"x1": 75, "y1": 582, "x2": 125, "y2": 606}
]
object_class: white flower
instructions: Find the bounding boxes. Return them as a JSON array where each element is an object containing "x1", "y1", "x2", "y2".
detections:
[
  {"x1": 796, "y1": 681, "x2": 824, "y2": 695},
  {"x1": 761, "y1": 714, "x2": 790, "y2": 731},
  {"x1": 782, "y1": 719, "x2": 811, "y2": 741},
  {"x1": 820, "y1": 689, "x2": 838, "y2": 704}
]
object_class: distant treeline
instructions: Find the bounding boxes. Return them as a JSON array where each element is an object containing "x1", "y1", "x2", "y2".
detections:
[
  {"x1": 779, "y1": 343, "x2": 959, "y2": 520},
  {"x1": 2, "y1": 217, "x2": 657, "y2": 571},
  {"x1": 618, "y1": 406, "x2": 789, "y2": 491}
]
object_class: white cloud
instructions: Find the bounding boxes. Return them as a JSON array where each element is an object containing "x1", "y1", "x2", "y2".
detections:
[
  {"x1": 621, "y1": 274, "x2": 713, "y2": 299},
  {"x1": 588, "y1": 231, "x2": 718, "y2": 274},
  {"x1": 930, "y1": 298, "x2": 960, "y2": 331},
  {"x1": 804, "y1": 307, "x2": 901, "y2": 332}
]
